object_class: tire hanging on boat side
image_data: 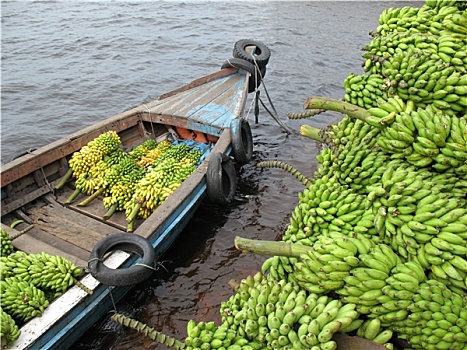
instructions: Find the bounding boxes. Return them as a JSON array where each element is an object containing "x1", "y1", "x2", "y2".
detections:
[
  {"x1": 230, "y1": 118, "x2": 253, "y2": 165},
  {"x1": 88, "y1": 232, "x2": 155, "y2": 286},
  {"x1": 221, "y1": 58, "x2": 262, "y2": 93},
  {"x1": 233, "y1": 39, "x2": 271, "y2": 69},
  {"x1": 206, "y1": 152, "x2": 237, "y2": 205}
]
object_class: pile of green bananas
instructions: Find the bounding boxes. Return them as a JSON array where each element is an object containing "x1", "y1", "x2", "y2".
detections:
[
  {"x1": 1, "y1": 229, "x2": 14, "y2": 257},
  {"x1": 1, "y1": 307, "x2": 21, "y2": 348},
  {"x1": 392, "y1": 279, "x2": 467, "y2": 349},
  {"x1": 219, "y1": 272, "x2": 363, "y2": 350},
  {"x1": 343, "y1": 0, "x2": 467, "y2": 118}
]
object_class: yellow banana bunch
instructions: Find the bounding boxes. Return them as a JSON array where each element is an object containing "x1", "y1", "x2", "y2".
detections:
[{"x1": 68, "y1": 130, "x2": 121, "y2": 178}]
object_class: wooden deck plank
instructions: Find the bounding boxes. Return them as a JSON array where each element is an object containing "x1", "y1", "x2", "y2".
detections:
[
  {"x1": 173, "y1": 76, "x2": 241, "y2": 118},
  {"x1": 2, "y1": 222, "x2": 89, "y2": 267},
  {"x1": 148, "y1": 75, "x2": 236, "y2": 117},
  {"x1": 25, "y1": 203, "x2": 113, "y2": 252},
  {"x1": 188, "y1": 77, "x2": 246, "y2": 128}
]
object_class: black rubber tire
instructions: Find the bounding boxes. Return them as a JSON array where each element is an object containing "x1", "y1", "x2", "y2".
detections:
[
  {"x1": 206, "y1": 152, "x2": 237, "y2": 205},
  {"x1": 88, "y1": 232, "x2": 155, "y2": 286},
  {"x1": 233, "y1": 39, "x2": 271, "y2": 69},
  {"x1": 230, "y1": 118, "x2": 253, "y2": 165},
  {"x1": 221, "y1": 58, "x2": 261, "y2": 93}
]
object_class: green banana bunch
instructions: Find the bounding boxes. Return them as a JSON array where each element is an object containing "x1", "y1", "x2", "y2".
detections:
[
  {"x1": 185, "y1": 320, "x2": 250, "y2": 350},
  {"x1": 391, "y1": 279, "x2": 467, "y2": 349},
  {"x1": 289, "y1": 233, "x2": 361, "y2": 294},
  {"x1": 220, "y1": 272, "x2": 359, "y2": 350},
  {"x1": 0, "y1": 276, "x2": 49, "y2": 321},
  {"x1": 0, "y1": 251, "x2": 35, "y2": 283},
  {"x1": 283, "y1": 173, "x2": 369, "y2": 245},
  {"x1": 0, "y1": 250, "x2": 82, "y2": 299},
  {"x1": 356, "y1": 318, "x2": 394, "y2": 349},
  {"x1": 365, "y1": 260, "x2": 425, "y2": 324},
  {"x1": 343, "y1": 73, "x2": 386, "y2": 109},
  {"x1": 0, "y1": 229, "x2": 14, "y2": 257},
  {"x1": 1, "y1": 307, "x2": 21, "y2": 348},
  {"x1": 336, "y1": 244, "x2": 402, "y2": 315},
  {"x1": 128, "y1": 138, "x2": 158, "y2": 161},
  {"x1": 27, "y1": 252, "x2": 83, "y2": 295},
  {"x1": 261, "y1": 255, "x2": 294, "y2": 281}
]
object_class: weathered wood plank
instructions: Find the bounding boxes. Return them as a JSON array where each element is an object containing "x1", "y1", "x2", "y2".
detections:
[
  {"x1": 155, "y1": 76, "x2": 236, "y2": 117},
  {"x1": 1, "y1": 223, "x2": 88, "y2": 267},
  {"x1": 156, "y1": 67, "x2": 237, "y2": 101},
  {"x1": 54, "y1": 190, "x2": 134, "y2": 232},
  {"x1": 1, "y1": 179, "x2": 59, "y2": 216},
  {"x1": 26, "y1": 205, "x2": 109, "y2": 252}
]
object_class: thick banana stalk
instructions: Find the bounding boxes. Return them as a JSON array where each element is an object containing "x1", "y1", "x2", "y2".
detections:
[
  {"x1": 303, "y1": 97, "x2": 380, "y2": 126},
  {"x1": 234, "y1": 236, "x2": 312, "y2": 259}
]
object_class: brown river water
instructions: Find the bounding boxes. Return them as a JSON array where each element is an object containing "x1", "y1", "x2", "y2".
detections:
[{"x1": 1, "y1": 1, "x2": 419, "y2": 348}]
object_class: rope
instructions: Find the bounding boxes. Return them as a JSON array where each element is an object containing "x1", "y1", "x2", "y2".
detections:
[
  {"x1": 135, "y1": 262, "x2": 158, "y2": 270},
  {"x1": 29, "y1": 148, "x2": 55, "y2": 194},
  {"x1": 249, "y1": 53, "x2": 294, "y2": 134},
  {"x1": 143, "y1": 104, "x2": 157, "y2": 138},
  {"x1": 108, "y1": 286, "x2": 118, "y2": 311}
]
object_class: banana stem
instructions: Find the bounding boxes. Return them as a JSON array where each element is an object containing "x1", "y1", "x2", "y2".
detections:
[
  {"x1": 303, "y1": 96, "x2": 372, "y2": 124},
  {"x1": 256, "y1": 161, "x2": 310, "y2": 187},
  {"x1": 300, "y1": 125, "x2": 324, "y2": 142},
  {"x1": 287, "y1": 109, "x2": 326, "y2": 120},
  {"x1": 103, "y1": 203, "x2": 118, "y2": 220},
  {"x1": 126, "y1": 202, "x2": 142, "y2": 224},
  {"x1": 78, "y1": 188, "x2": 104, "y2": 207},
  {"x1": 127, "y1": 219, "x2": 135, "y2": 233},
  {"x1": 74, "y1": 279, "x2": 93, "y2": 295},
  {"x1": 65, "y1": 188, "x2": 81, "y2": 204},
  {"x1": 111, "y1": 313, "x2": 186, "y2": 349},
  {"x1": 55, "y1": 168, "x2": 73, "y2": 190},
  {"x1": 234, "y1": 236, "x2": 312, "y2": 259}
]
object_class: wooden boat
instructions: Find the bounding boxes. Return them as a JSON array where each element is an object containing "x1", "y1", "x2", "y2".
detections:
[{"x1": 0, "y1": 40, "x2": 271, "y2": 349}]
